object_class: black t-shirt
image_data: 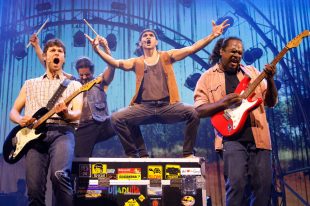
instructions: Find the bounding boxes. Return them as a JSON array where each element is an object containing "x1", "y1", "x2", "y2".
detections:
[{"x1": 223, "y1": 70, "x2": 255, "y2": 143}]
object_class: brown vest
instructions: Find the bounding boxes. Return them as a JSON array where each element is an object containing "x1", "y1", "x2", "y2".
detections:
[{"x1": 129, "y1": 51, "x2": 180, "y2": 105}]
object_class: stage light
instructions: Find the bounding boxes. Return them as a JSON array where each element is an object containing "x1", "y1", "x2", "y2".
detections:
[
  {"x1": 243, "y1": 47, "x2": 263, "y2": 65},
  {"x1": 106, "y1": 33, "x2": 117, "y2": 51},
  {"x1": 184, "y1": 73, "x2": 201, "y2": 91},
  {"x1": 216, "y1": 16, "x2": 234, "y2": 34},
  {"x1": 111, "y1": 2, "x2": 126, "y2": 12},
  {"x1": 73, "y1": 30, "x2": 86, "y2": 47},
  {"x1": 179, "y1": 0, "x2": 192, "y2": 8},
  {"x1": 35, "y1": 2, "x2": 52, "y2": 12},
  {"x1": 13, "y1": 42, "x2": 28, "y2": 60},
  {"x1": 43, "y1": 33, "x2": 55, "y2": 44}
]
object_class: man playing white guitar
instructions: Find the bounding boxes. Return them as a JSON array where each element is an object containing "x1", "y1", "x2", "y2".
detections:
[
  {"x1": 9, "y1": 39, "x2": 83, "y2": 205},
  {"x1": 194, "y1": 37, "x2": 278, "y2": 206}
]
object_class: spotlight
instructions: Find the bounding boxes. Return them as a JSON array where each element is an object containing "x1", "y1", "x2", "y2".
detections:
[
  {"x1": 111, "y1": 2, "x2": 126, "y2": 12},
  {"x1": 216, "y1": 16, "x2": 234, "y2": 34},
  {"x1": 13, "y1": 42, "x2": 28, "y2": 60},
  {"x1": 106, "y1": 33, "x2": 117, "y2": 51},
  {"x1": 179, "y1": 0, "x2": 192, "y2": 8},
  {"x1": 43, "y1": 33, "x2": 55, "y2": 44},
  {"x1": 184, "y1": 73, "x2": 201, "y2": 91},
  {"x1": 243, "y1": 47, "x2": 263, "y2": 65},
  {"x1": 35, "y1": 2, "x2": 52, "y2": 12},
  {"x1": 73, "y1": 30, "x2": 86, "y2": 47}
]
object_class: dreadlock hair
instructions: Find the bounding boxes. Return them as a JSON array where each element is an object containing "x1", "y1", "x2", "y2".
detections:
[{"x1": 209, "y1": 37, "x2": 242, "y2": 66}]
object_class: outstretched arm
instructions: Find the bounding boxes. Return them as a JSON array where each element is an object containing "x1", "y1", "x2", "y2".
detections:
[
  {"x1": 167, "y1": 20, "x2": 230, "y2": 62},
  {"x1": 85, "y1": 34, "x2": 135, "y2": 71}
]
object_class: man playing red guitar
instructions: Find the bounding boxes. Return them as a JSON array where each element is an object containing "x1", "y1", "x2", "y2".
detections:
[{"x1": 194, "y1": 37, "x2": 278, "y2": 206}]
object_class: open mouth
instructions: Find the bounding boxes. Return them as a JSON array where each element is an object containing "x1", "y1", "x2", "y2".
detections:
[
  {"x1": 53, "y1": 58, "x2": 60, "y2": 64},
  {"x1": 146, "y1": 39, "x2": 151, "y2": 44}
]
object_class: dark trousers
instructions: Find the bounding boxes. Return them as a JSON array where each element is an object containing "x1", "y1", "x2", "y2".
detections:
[
  {"x1": 75, "y1": 118, "x2": 149, "y2": 157},
  {"x1": 111, "y1": 102, "x2": 200, "y2": 157},
  {"x1": 25, "y1": 126, "x2": 75, "y2": 206},
  {"x1": 223, "y1": 141, "x2": 272, "y2": 206}
]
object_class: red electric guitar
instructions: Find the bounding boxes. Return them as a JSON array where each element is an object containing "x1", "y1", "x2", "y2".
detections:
[{"x1": 211, "y1": 30, "x2": 310, "y2": 137}]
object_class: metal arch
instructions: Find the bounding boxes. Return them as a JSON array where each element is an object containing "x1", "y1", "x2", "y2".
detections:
[{"x1": 1, "y1": 9, "x2": 211, "y2": 70}]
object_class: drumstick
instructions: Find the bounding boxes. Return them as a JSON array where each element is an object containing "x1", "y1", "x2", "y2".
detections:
[
  {"x1": 26, "y1": 18, "x2": 49, "y2": 48},
  {"x1": 83, "y1": 19, "x2": 99, "y2": 36}
]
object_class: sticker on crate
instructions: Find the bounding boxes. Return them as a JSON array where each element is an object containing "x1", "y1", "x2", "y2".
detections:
[
  {"x1": 79, "y1": 164, "x2": 91, "y2": 177},
  {"x1": 147, "y1": 185, "x2": 162, "y2": 196},
  {"x1": 147, "y1": 165, "x2": 163, "y2": 179},
  {"x1": 149, "y1": 197, "x2": 161, "y2": 206},
  {"x1": 108, "y1": 185, "x2": 142, "y2": 195},
  {"x1": 181, "y1": 195, "x2": 195, "y2": 206},
  {"x1": 117, "y1": 168, "x2": 142, "y2": 180},
  {"x1": 180, "y1": 168, "x2": 201, "y2": 176},
  {"x1": 124, "y1": 198, "x2": 140, "y2": 206},
  {"x1": 91, "y1": 163, "x2": 107, "y2": 178},
  {"x1": 165, "y1": 164, "x2": 181, "y2": 179}
]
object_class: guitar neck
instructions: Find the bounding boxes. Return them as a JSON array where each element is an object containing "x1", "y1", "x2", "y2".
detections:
[{"x1": 241, "y1": 47, "x2": 289, "y2": 99}]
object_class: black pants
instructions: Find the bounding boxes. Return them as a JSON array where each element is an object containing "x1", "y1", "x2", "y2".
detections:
[
  {"x1": 111, "y1": 102, "x2": 200, "y2": 157},
  {"x1": 74, "y1": 118, "x2": 148, "y2": 157}
]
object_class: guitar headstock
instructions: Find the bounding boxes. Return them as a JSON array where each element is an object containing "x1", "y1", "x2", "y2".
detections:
[
  {"x1": 286, "y1": 30, "x2": 310, "y2": 48},
  {"x1": 79, "y1": 76, "x2": 103, "y2": 92}
]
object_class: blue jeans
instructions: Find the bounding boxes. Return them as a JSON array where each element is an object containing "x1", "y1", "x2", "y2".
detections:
[
  {"x1": 111, "y1": 102, "x2": 199, "y2": 157},
  {"x1": 25, "y1": 125, "x2": 75, "y2": 206},
  {"x1": 223, "y1": 141, "x2": 272, "y2": 206}
]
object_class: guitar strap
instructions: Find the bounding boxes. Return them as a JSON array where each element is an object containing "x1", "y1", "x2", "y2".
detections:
[{"x1": 46, "y1": 79, "x2": 71, "y2": 110}]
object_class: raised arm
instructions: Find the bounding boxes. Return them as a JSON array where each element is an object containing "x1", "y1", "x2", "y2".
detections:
[
  {"x1": 85, "y1": 34, "x2": 135, "y2": 71},
  {"x1": 263, "y1": 64, "x2": 278, "y2": 107},
  {"x1": 167, "y1": 20, "x2": 230, "y2": 62},
  {"x1": 29, "y1": 33, "x2": 45, "y2": 66}
]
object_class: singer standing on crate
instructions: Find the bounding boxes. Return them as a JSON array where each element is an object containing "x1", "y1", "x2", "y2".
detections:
[
  {"x1": 85, "y1": 20, "x2": 229, "y2": 158},
  {"x1": 10, "y1": 39, "x2": 83, "y2": 206},
  {"x1": 194, "y1": 37, "x2": 278, "y2": 205}
]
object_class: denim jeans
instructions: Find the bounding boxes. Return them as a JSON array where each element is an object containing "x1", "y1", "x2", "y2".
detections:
[
  {"x1": 111, "y1": 102, "x2": 199, "y2": 157},
  {"x1": 223, "y1": 141, "x2": 272, "y2": 206},
  {"x1": 75, "y1": 118, "x2": 148, "y2": 157},
  {"x1": 25, "y1": 125, "x2": 75, "y2": 206}
]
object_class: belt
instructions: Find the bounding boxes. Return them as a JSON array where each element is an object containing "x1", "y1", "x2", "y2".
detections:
[{"x1": 140, "y1": 97, "x2": 170, "y2": 106}]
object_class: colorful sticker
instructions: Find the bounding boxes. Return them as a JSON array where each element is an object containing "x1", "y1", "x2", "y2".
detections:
[
  {"x1": 108, "y1": 185, "x2": 141, "y2": 195},
  {"x1": 181, "y1": 196, "x2": 195, "y2": 206},
  {"x1": 180, "y1": 168, "x2": 201, "y2": 176},
  {"x1": 117, "y1": 168, "x2": 141, "y2": 180},
  {"x1": 165, "y1": 164, "x2": 181, "y2": 179},
  {"x1": 124, "y1": 198, "x2": 140, "y2": 206},
  {"x1": 149, "y1": 198, "x2": 161, "y2": 206},
  {"x1": 91, "y1": 163, "x2": 107, "y2": 178},
  {"x1": 147, "y1": 165, "x2": 163, "y2": 179}
]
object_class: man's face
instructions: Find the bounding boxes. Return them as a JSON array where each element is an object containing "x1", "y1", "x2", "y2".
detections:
[
  {"x1": 78, "y1": 67, "x2": 93, "y2": 84},
  {"x1": 220, "y1": 40, "x2": 243, "y2": 72},
  {"x1": 139, "y1": 31, "x2": 158, "y2": 49},
  {"x1": 44, "y1": 46, "x2": 65, "y2": 72}
]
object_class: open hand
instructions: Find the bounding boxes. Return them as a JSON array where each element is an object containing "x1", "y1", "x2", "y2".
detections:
[{"x1": 212, "y1": 19, "x2": 230, "y2": 37}]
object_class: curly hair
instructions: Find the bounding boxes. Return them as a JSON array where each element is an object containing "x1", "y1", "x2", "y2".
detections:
[{"x1": 209, "y1": 37, "x2": 242, "y2": 66}]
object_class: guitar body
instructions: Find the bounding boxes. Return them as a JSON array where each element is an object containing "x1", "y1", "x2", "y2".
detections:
[
  {"x1": 3, "y1": 107, "x2": 48, "y2": 164},
  {"x1": 211, "y1": 76, "x2": 263, "y2": 137}
]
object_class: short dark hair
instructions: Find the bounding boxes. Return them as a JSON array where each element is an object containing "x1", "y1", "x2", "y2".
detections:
[
  {"x1": 43, "y1": 38, "x2": 66, "y2": 55},
  {"x1": 209, "y1": 37, "x2": 242, "y2": 66},
  {"x1": 75, "y1": 57, "x2": 94, "y2": 74},
  {"x1": 139, "y1": 29, "x2": 158, "y2": 41}
]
